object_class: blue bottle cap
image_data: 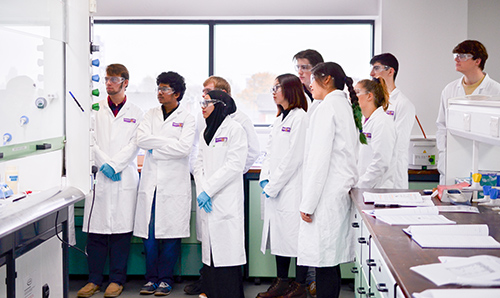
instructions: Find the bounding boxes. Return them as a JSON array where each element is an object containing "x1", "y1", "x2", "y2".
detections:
[
  {"x1": 490, "y1": 188, "x2": 499, "y2": 200},
  {"x1": 483, "y1": 185, "x2": 492, "y2": 196},
  {"x1": 92, "y1": 59, "x2": 100, "y2": 67},
  {"x1": 92, "y1": 74, "x2": 100, "y2": 82}
]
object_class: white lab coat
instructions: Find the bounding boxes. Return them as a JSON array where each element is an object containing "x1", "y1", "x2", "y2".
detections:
[
  {"x1": 193, "y1": 116, "x2": 248, "y2": 267},
  {"x1": 436, "y1": 73, "x2": 500, "y2": 184},
  {"x1": 83, "y1": 99, "x2": 143, "y2": 234},
  {"x1": 298, "y1": 90, "x2": 358, "y2": 267},
  {"x1": 133, "y1": 105, "x2": 196, "y2": 239},
  {"x1": 193, "y1": 109, "x2": 259, "y2": 241},
  {"x1": 308, "y1": 99, "x2": 323, "y2": 115},
  {"x1": 356, "y1": 107, "x2": 397, "y2": 189},
  {"x1": 259, "y1": 108, "x2": 308, "y2": 257},
  {"x1": 384, "y1": 88, "x2": 415, "y2": 189}
]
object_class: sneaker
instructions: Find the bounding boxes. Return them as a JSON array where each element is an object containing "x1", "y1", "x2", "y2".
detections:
[
  {"x1": 184, "y1": 278, "x2": 203, "y2": 295},
  {"x1": 199, "y1": 294, "x2": 207, "y2": 298},
  {"x1": 307, "y1": 281, "x2": 317, "y2": 298},
  {"x1": 77, "y1": 282, "x2": 100, "y2": 298},
  {"x1": 104, "y1": 282, "x2": 123, "y2": 298},
  {"x1": 154, "y1": 282, "x2": 172, "y2": 296},
  {"x1": 256, "y1": 278, "x2": 290, "y2": 298},
  {"x1": 140, "y1": 281, "x2": 158, "y2": 295}
]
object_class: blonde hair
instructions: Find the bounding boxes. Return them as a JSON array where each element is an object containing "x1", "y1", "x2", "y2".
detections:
[{"x1": 203, "y1": 76, "x2": 231, "y2": 96}]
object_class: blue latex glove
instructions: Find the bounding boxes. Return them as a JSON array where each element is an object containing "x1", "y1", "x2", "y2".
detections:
[
  {"x1": 197, "y1": 191, "x2": 212, "y2": 213},
  {"x1": 100, "y1": 163, "x2": 115, "y2": 179},
  {"x1": 263, "y1": 191, "x2": 270, "y2": 198},
  {"x1": 111, "y1": 172, "x2": 121, "y2": 181},
  {"x1": 259, "y1": 179, "x2": 269, "y2": 189},
  {"x1": 148, "y1": 149, "x2": 153, "y2": 154}
]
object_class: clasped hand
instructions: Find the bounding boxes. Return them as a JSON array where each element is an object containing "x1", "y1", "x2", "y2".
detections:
[{"x1": 197, "y1": 191, "x2": 212, "y2": 213}]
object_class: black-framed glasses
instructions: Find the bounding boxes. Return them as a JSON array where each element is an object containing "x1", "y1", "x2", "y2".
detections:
[{"x1": 271, "y1": 84, "x2": 282, "y2": 93}]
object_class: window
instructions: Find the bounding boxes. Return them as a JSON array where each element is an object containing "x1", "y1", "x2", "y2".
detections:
[{"x1": 94, "y1": 20, "x2": 373, "y2": 124}]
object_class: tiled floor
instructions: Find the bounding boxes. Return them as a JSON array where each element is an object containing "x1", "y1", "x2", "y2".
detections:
[{"x1": 69, "y1": 277, "x2": 355, "y2": 298}]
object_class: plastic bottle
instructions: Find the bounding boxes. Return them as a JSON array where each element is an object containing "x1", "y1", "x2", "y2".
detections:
[{"x1": 5, "y1": 166, "x2": 18, "y2": 194}]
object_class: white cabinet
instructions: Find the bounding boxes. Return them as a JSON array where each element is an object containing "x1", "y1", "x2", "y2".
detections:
[{"x1": 446, "y1": 96, "x2": 500, "y2": 184}]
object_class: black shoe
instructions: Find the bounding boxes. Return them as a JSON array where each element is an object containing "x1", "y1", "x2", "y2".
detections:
[
  {"x1": 184, "y1": 278, "x2": 203, "y2": 295},
  {"x1": 140, "y1": 282, "x2": 158, "y2": 295}
]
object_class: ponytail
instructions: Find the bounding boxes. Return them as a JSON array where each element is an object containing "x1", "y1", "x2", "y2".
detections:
[
  {"x1": 345, "y1": 76, "x2": 367, "y2": 145},
  {"x1": 358, "y1": 77, "x2": 390, "y2": 111}
]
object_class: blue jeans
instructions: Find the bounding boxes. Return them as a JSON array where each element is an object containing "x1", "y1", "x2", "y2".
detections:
[
  {"x1": 87, "y1": 232, "x2": 132, "y2": 286},
  {"x1": 143, "y1": 196, "x2": 181, "y2": 285}
]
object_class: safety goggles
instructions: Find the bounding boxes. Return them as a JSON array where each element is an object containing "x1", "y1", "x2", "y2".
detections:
[
  {"x1": 270, "y1": 84, "x2": 282, "y2": 93},
  {"x1": 104, "y1": 76, "x2": 125, "y2": 84},
  {"x1": 453, "y1": 53, "x2": 474, "y2": 61},
  {"x1": 295, "y1": 64, "x2": 313, "y2": 72},
  {"x1": 371, "y1": 65, "x2": 391, "y2": 73},
  {"x1": 156, "y1": 86, "x2": 174, "y2": 94},
  {"x1": 200, "y1": 99, "x2": 226, "y2": 108}
]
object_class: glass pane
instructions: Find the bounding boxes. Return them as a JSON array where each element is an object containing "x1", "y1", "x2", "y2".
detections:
[
  {"x1": 214, "y1": 23, "x2": 373, "y2": 124},
  {"x1": 93, "y1": 24, "x2": 209, "y2": 117}
]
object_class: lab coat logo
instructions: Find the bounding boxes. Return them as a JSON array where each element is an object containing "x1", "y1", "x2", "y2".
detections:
[
  {"x1": 363, "y1": 132, "x2": 372, "y2": 139},
  {"x1": 281, "y1": 127, "x2": 291, "y2": 132},
  {"x1": 172, "y1": 122, "x2": 183, "y2": 127},
  {"x1": 124, "y1": 118, "x2": 137, "y2": 123},
  {"x1": 215, "y1": 137, "x2": 228, "y2": 143},
  {"x1": 386, "y1": 110, "x2": 395, "y2": 116}
]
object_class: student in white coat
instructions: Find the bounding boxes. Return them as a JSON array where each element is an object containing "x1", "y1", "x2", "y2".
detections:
[
  {"x1": 298, "y1": 62, "x2": 362, "y2": 298},
  {"x1": 436, "y1": 40, "x2": 500, "y2": 184},
  {"x1": 369, "y1": 53, "x2": 415, "y2": 189},
  {"x1": 193, "y1": 90, "x2": 248, "y2": 298},
  {"x1": 355, "y1": 78, "x2": 397, "y2": 188},
  {"x1": 184, "y1": 76, "x2": 259, "y2": 296},
  {"x1": 257, "y1": 74, "x2": 309, "y2": 298},
  {"x1": 133, "y1": 72, "x2": 196, "y2": 296},
  {"x1": 79, "y1": 64, "x2": 143, "y2": 298}
]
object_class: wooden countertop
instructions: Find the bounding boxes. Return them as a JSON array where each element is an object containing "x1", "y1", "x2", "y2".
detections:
[{"x1": 350, "y1": 188, "x2": 500, "y2": 297}]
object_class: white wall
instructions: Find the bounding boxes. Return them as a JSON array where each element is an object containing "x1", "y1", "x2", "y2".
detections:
[{"x1": 94, "y1": 0, "x2": 500, "y2": 139}]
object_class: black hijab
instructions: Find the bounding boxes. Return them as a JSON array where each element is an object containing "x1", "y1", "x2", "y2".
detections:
[{"x1": 203, "y1": 90, "x2": 237, "y2": 145}]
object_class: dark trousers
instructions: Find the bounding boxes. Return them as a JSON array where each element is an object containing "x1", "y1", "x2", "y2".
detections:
[
  {"x1": 86, "y1": 232, "x2": 132, "y2": 286},
  {"x1": 143, "y1": 196, "x2": 181, "y2": 285},
  {"x1": 276, "y1": 255, "x2": 308, "y2": 284},
  {"x1": 316, "y1": 265, "x2": 341, "y2": 298},
  {"x1": 202, "y1": 256, "x2": 244, "y2": 298}
]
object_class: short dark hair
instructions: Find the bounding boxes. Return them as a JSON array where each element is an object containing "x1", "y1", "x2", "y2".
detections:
[
  {"x1": 106, "y1": 64, "x2": 129, "y2": 80},
  {"x1": 156, "y1": 71, "x2": 186, "y2": 101},
  {"x1": 453, "y1": 40, "x2": 488, "y2": 70},
  {"x1": 293, "y1": 49, "x2": 324, "y2": 67},
  {"x1": 276, "y1": 74, "x2": 308, "y2": 115},
  {"x1": 370, "y1": 53, "x2": 399, "y2": 80}
]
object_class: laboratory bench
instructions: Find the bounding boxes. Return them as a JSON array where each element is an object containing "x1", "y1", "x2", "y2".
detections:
[
  {"x1": 349, "y1": 188, "x2": 500, "y2": 298},
  {"x1": 0, "y1": 187, "x2": 85, "y2": 298}
]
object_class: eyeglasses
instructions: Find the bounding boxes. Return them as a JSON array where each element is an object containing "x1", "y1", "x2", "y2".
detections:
[
  {"x1": 295, "y1": 64, "x2": 313, "y2": 72},
  {"x1": 354, "y1": 89, "x2": 369, "y2": 96},
  {"x1": 371, "y1": 65, "x2": 390, "y2": 73},
  {"x1": 105, "y1": 76, "x2": 125, "y2": 84},
  {"x1": 271, "y1": 84, "x2": 282, "y2": 93},
  {"x1": 454, "y1": 53, "x2": 474, "y2": 61},
  {"x1": 156, "y1": 86, "x2": 174, "y2": 94},
  {"x1": 200, "y1": 99, "x2": 226, "y2": 108}
]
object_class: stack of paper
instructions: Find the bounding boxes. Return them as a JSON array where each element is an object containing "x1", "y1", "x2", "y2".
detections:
[
  {"x1": 404, "y1": 224, "x2": 500, "y2": 249},
  {"x1": 411, "y1": 255, "x2": 500, "y2": 286},
  {"x1": 413, "y1": 289, "x2": 500, "y2": 298},
  {"x1": 363, "y1": 192, "x2": 434, "y2": 207},
  {"x1": 363, "y1": 207, "x2": 455, "y2": 225}
]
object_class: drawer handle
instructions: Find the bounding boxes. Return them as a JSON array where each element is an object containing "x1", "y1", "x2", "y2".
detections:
[
  {"x1": 358, "y1": 237, "x2": 367, "y2": 244},
  {"x1": 352, "y1": 222, "x2": 360, "y2": 228},
  {"x1": 356, "y1": 287, "x2": 366, "y2": 295},
  {"x1": 351, "y1": 267, "x2": 359, "y2": 274},
  {"x1": 376, "y1": 283, "x2": 388, "y2": 292},
  {"x1": 366, "y1": 259, "x2": 376, "y2": 267}
]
